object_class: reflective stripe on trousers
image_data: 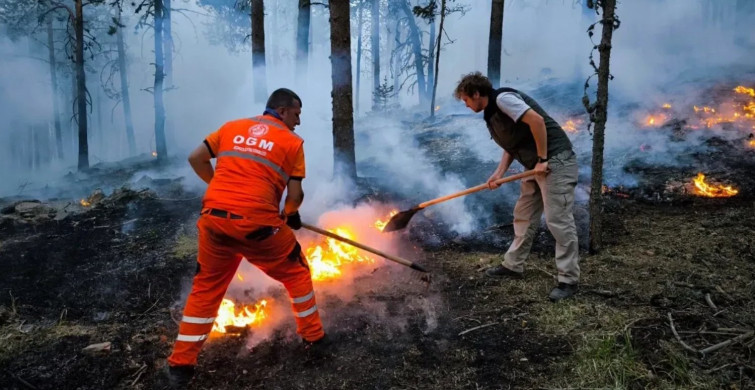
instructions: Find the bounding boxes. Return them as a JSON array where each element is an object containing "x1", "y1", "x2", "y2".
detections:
[{"x1": 167, "y1": 216, "x2": 324, "y2": 367}]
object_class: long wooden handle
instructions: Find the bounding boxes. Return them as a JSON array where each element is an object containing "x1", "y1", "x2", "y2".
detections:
[
  {"x1": 418, "y1": 170, "x2": 536, "y2": 209},
  {"x1": 301, "y1": 223, "x2": 417, "y2": 269}
]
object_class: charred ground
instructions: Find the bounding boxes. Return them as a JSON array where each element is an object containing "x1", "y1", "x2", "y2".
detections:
[{"x1": 1, "y1": 88, "x2": 755, "y2": 389}]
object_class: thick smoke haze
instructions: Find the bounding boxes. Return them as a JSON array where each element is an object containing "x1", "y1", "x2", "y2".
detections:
[{"x1": 1, "y1": 0, "x2": 753, "y2": 213}]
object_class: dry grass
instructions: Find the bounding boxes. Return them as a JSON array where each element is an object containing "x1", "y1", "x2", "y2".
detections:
[{"x1": 173, "y1": 233, "x2": 198, "y2": 258}]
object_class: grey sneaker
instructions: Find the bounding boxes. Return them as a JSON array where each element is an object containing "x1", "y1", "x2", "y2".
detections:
[
  {"x1": 485, "y1": 265, "x2": 524, "y2": 279},
  {"x1": 549, "y1": 283, "x2": 578, "y2": 302}
]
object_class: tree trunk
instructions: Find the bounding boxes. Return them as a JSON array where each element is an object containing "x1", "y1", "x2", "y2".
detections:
[
  {"x1": 75, "y1": 0, "x2": 88, "y2": 169},
  {"x1": 355, "y1": 1, "x2": 363, "y2": 114},
  {"x1": 251, "y1": 0, "x2": 267, "y2": 103},
  {"x1": 392, "y1": 17, "x2": 401, "y2": 105},
  {"x1": 116, "y1": 19, "x2": 136, "y2": 156},
  {"x1": 296, "y1": 0, "x2": 311, "y2": 88},
  {"x1": 400, "y1": 0, "x2": 427, "y2": 106},
  {"x1": 329, "y1": 0, "x2": 356, "y2": 179},
  {"x1": 162, "y1": 0, "x2": 174, "y2": 148},
  {"x1": 430, "y1": 0, "x2": 446, "y2": 117},
  {"x1": 163, "y1": 0, "x2": 173, "y2": 87},
  {"x1": 371, "y1": 0, "x2": 380, "y2": 111},
  {"x1": 426, "y1": 18, "x2": 435, "y2": 104},
  {"x1": 47, "y1": 17, "x2": 63, "y2": 160},
  {"x1": 487, "y1": 0, "x2": 503, "y2": 86},
  {"x1": 588, "y1": 0, "x2": 617, "y2": 254},
  {"x1": 153, "y1": 0, "x2": 168, "y2": 161}
]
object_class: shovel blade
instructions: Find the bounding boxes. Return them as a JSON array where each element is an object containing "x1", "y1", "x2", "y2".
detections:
[{"x1": 381, "y1": 207, "x2": 420, "y2": 232}]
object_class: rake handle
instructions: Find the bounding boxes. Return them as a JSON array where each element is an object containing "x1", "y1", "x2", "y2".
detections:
[
  {"x1": 301, "y1": 222, "x2": 423, "y2": 271},
  {"x1": 417, "y1": 170, "x2": 536, "y2": 209}
]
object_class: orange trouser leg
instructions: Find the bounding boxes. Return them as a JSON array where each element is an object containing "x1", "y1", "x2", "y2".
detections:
[
  {"x1": 168, "y1": 216, "x2": 242, "y2": 367},
  {"x1": 244, "y1": 226, "x2": 325, "y2": 342}
]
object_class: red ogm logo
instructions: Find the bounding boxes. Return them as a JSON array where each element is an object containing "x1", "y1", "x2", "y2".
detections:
[{"x1": 249, "y1": 124, "x2": 269, "y2": 137}]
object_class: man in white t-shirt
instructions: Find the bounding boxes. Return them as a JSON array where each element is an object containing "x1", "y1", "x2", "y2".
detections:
[{"x1": 454, "y1": 72, "x2": 580, "y2": 302}]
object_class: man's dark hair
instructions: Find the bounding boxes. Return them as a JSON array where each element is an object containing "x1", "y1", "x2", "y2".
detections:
[
  {"x1": 266, "y1": 88, "x2": 302, "y2": 109},
  {"x1": 453, "y1": 72, "x2": 494, "y2": 99}
]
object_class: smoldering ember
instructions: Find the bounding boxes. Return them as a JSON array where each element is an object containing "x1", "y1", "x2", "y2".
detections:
[{"x1": 1, "y1": 1, "x2": 754, "y2": 389}]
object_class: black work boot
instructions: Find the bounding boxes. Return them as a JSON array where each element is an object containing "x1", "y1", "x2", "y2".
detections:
[
  {"x1": 165, "y1": 365, "x2": 195, "y2": 389},
  {"x1": 549, "y1": 282, "x2": 578, "y2": 302},
  {"x1": 485, "y1": 265, "x2": 524, "y2": 279},
  {"x1": 303, "y1": 334, "x2": 334, "y2": 357}
]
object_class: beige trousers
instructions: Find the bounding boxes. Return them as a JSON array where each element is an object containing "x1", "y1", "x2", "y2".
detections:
[{"x1": 502, "y1": 150, "x2": 580, "y2": 284}]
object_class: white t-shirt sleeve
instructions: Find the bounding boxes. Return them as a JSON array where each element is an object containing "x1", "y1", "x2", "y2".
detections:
[{"x1": 496, "y1": 92, "x2": 531, "y2": 122}]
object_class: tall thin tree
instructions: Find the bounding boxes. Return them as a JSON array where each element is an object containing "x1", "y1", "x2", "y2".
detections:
[
  {"x1": 400, "y1": 1, "x2": 427, "y2": 106},
  {"x1": 47, "y1": 16, "x2": 64, "y2": 159},
  {"x1": 583, "y1": 0, "x2": 619, "y2": 253},
  {"x1": 371, "y1": 0, "x2": 380, "y2": 111},
  {"x1": 487, "y1": 0, "x2": 503, "y2": 86},
  {"x1": 295, "y1": 0, "x2": 311, "y2": 88},
  {"x1": 153, "y1": 0, "x2": 168, "y2": 160},
  {"x1": 355, "y1": 1, "x2": 364, "y2": 114},
  {"x1": 251, "y1": 0, "x2": 268, "y2": 103},
  {"x1": 74, "y1": 0, "x2": 89, "y2": 169},
  {"x1": 329, "y1": 0, "x2": 356, "y2": 179},
  {"x1": 429, "y1": 0, "x2": 446, "y2": 117},
  {"x1": 116, "y1": 15, "x2": 136, "y2": 156}
]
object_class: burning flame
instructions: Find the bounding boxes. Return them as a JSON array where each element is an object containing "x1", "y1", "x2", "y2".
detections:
[
  {"x1": 151, "y1": 151, "x2": 158, "y2": 157},
  {"x1": 747, "y1": 138, "x2": 755, "y2": 148},
  {"x1": 662, "y1": 103, "x2": 672, "y2": 109},
  {"x1": 562, "y1": 119, "x2": 581, "y2": 133},
  {"x1": 373, "y1": 210, "x2": 398, "y2": 230},
  {"x1": 211, "y1": 210, "x2": 396, "y2": 336},
  {"x1": 80, "y1": 199, "x2": 91, "y2": 207},
  {"x1": 212, "y1": 298, "x2": 269, "y2": 334},
  {"x1": 734, "y1": 85, "x2": 755, "y2": 97},
  {"x1": 644, "y1": 113, "x2": 668, "y2": 127},
  {"x1": 435, "y1": 105, "x2": 441, "y2": 111},
  {"x1": 306, "y1": 227, "x2": 375, "y2": 281},
  {"x1": 691, "y1": 173, "x2": 738, "y2": 198}
]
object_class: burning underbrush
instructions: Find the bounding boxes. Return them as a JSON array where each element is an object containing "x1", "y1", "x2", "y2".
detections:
[
  {"x1": 594, "y1": 83, "x2": 755, "y2": 204},
  {"x1": 204, "y1": 204, "x2": 420, "y2": 343}
]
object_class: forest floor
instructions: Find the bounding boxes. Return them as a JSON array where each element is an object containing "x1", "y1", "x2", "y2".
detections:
[
  {"x1": 1, "y1": 91, "x2": 754, "y2": 389},
  {"x1": 1, "y1": 161, "x2": 753, "y2": 390}
]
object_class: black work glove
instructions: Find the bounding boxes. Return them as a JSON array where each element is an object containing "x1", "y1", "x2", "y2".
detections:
[{"x1": 285, "y1": 211, "x2": 302, "y2": 230}]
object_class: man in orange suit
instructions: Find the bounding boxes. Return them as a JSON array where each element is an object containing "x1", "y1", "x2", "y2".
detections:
[{"x1": 165, "y1": 88, "x2": 327, "y2": 387}]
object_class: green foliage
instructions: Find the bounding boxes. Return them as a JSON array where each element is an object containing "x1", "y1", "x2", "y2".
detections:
[{"x1": 373, "y1": 76, "x2": 396, "y2": 112}]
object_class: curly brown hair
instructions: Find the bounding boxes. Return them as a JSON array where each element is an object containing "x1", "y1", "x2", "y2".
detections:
[{"x1": 453, "y1": 72, "x2": 494, "y2": 99}]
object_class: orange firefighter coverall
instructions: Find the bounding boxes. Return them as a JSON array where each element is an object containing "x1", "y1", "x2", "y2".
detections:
[{"x1": 168, "y1": 115, "x2": 324, "y2": 367}]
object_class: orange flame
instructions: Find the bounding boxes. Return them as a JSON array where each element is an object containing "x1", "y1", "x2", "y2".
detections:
[
  {"x1": 691, "y1": 173, "x2": 738, "y2": 198},
  {"x1": 662, "y1": 103, "x2": 672, "y2": 109},
  {"x1": 152, "y1": 151, "x2": 158, "y2": 157},
  {"x1": 212, "y1": 211, "x2": 395, "y2": 335},
  {"x1": 747, "y1": 138, "x2": 755, "y2": 148},
  {"x1": 374, "y1": 210, "x2": 398, "y2": 230},
  {"x1": 80, "y1": 199, "x2": 91, "y2": 207},
  {"x1": 562, "y1": 119, "x2": 582, "y2": 133},
  {"x1": 734, "y1": 86, "x2": 755, "y2": 97},
  {"x1": 306, "y1": 227, "x2": 375, "y2": 281},
  {"x1": 212, "y1": 298, "x2": 269, "y2": 334},
  {"x1": 644, "y1": 113, "x2": 668, "y2": 127}
]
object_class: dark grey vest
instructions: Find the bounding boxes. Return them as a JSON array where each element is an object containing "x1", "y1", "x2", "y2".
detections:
[{"x1": 483, "y1": 87, "x2": 573, "y2": 169}]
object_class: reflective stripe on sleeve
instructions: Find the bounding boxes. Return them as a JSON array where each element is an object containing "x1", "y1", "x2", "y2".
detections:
[
  {"x1": 182, "y1": 316, "x2": 216, "y2": 324},
  {"x1": 294, "y1": 305, "x2": 318, "y2": 318},
  {"x1": 176, "y1": 333, "x2": 209, "y2": 342},
  {"x1": 291, "y1": 291, "x2": 315, "y2": 304}
]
